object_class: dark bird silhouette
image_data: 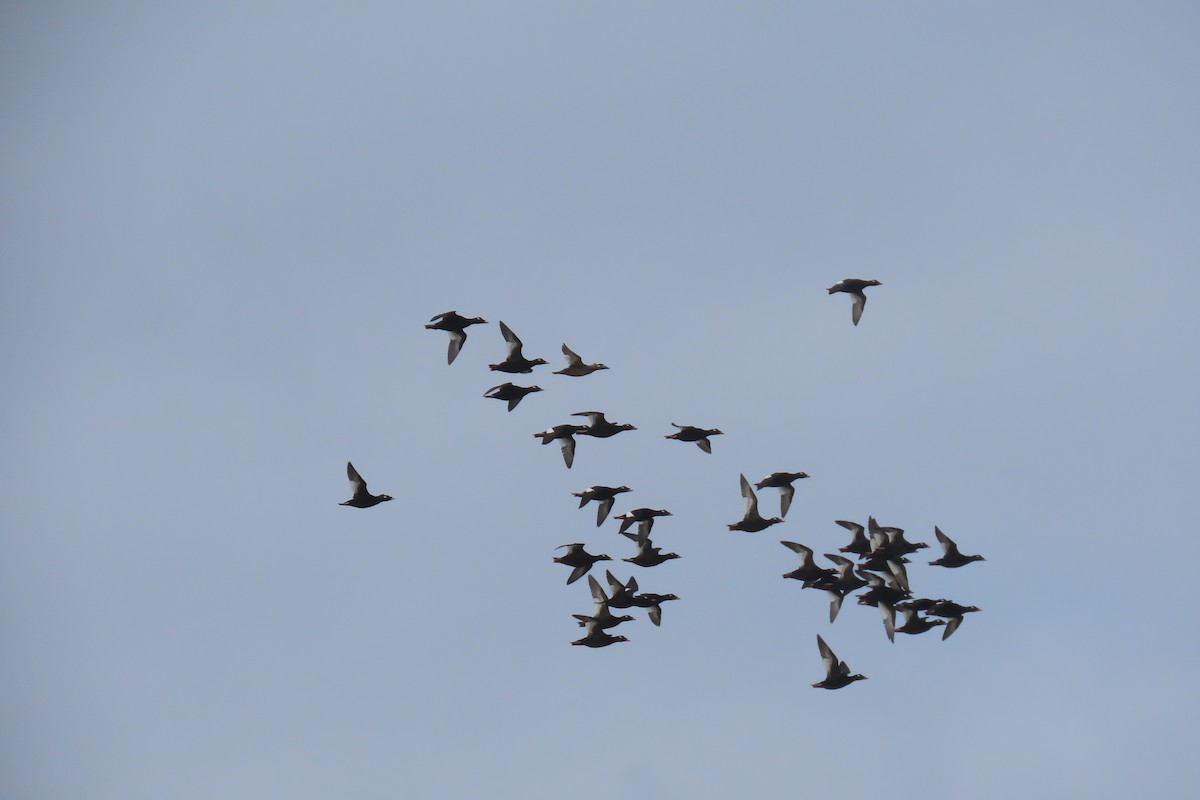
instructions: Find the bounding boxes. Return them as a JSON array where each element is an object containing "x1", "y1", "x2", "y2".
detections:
[
  {"x1": 554, "y1": 344, "x2": 609, "y2": 376},
  {"x1": 622, "y1": 529, "x2": 680, "y2": 568},
  {"x1": 425, "y1": 311, "x2": 487, "y2": 364},
  {"x1": 664, "y1": 423, "x2": 723, "y2": 454},
  {"x1": 835, "y1": 520, "x2": 871, "y2": 555},
  {"x1": 628, "y1": 590, "x2": 679, "y2": 627},
  {"x1": 928, "y1": 526, "x2": 986, "y2": 568},
  {"x1": 533, "y1": 424, "x2": 587, "y2": 468},
  {"x1": 827, "y1": 278, "x2": 881, "y2": 326},
  {"x1": 573, "y1": 485, "x2": 633, "y2": 527},
  {"x1": 813, "y1": 635, "x2": 868, "y2": 690},
  {"x1": 780, "y1": 541, "x2": 836, "y2": 583},
  {"x1": 613, "y1": 507, "x2": 672, "y2": 535},
  {"x1": 755, "y1": 471, "x2": 810, "y2": 517},
  {"x1": 575, "y1": 576, "x2": 636, "y2": 630},
  {"x1": 489, "y1": 321, "x2": 549, "y2": 373},
  {"x1": 339, "y1": 462, "x2": 393, "y2": 508},
  {"x1": 571, "y1": 618, "x2": 629, "y2": 648},
  {"x1": 572, "y1": 411, "x2": 636, "y2": 438},
  {"x1": 483, "y1": 382, "x2": 542, "y2": 411},
  {"x1": 895, "y1": 605, "x2": 946, "y2": 637},
  {"x1": 927, "y1": 600, "x2": 981, "y2": 640},
  {"x1": 728, "y1": 474, "x2": 783, "y2": 533},
  {"x1": 553, "y1": 543, "x2": 612, "y2": 585}
]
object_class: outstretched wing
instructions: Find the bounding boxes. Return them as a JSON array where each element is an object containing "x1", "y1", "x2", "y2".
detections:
[
  {"x1": 561, "y1": 343, "x2": 583, "y2": 367},
  {"x1": 498, "y1": 321, "x2": 523, "y2": 358},
  {"x1": 739, "y1": 474, "x2": 760, "y2": 517},
  {"x1": 346, "y1": 461, "x2": 367, "y2": 497},
  {"x1": 851, "y1": 291, "x2": 866, "y2": 326}
]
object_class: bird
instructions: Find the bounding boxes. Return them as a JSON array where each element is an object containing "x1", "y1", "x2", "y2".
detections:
[
  {"x1": 489, "y1": 321, "x2": 549, "y2": 373},
  {"x1": 576, "y1": 576, "x2": 636, "y2": 630},
  {"x1": 827, "y1": 278, "x2": 881, "y2": 326},
  {"x1": 628, "y1": 591, "x2": 679, "y2": 627},
  {"x1": 339, "y1": 461, "x2": 393, "y2": 508},
  {"x1": 425, "y1": 311, "x2": 487, "y2": 364},
  {"x1": 928, "y1": 526, "x2": 986, "y2": 568},
  {"x1": 664, "y1": 423, "x2": 723, "y2": 454},
  {"x1": 780, "y1": 541, "x2": 836, "y2": 583},
  {"x1": 571, "y1": 618, "x2": 629, "y2": 648},
  {"x1": 572, "y1": 485, "x2": 633, "y2": 527},
  {"x1": 532, "y1": 424, "x2": 587, "y2": 468},
  {"x1": 926, "y1": 600, "x2": 981, "y2": 640},
  {"x1": 602, "y1": 570, "x2": 640, "y2": 609},
  {"x1": 755, "y1": 472, "x2": 810, "y2": 517},
  {"x1": 812, "y1": 635, "x2": 868, "y2": 690},
  {"x1": 613, "y1": 508, "x2": 672, "y2": 535},
  {"x1": 553, "y1": 344, "x2": 609, "y2": 377},
  {"x1": 895, "y1": 605, "x2": 946, "y2": 637},
  {"x1": 483, "y1": 382, "x2": 542, "y2": 411},
  {"x1": 553, "y1": 543, "x2": 612, "y2": 585},
  {"x1": 728, "y1": 474, "x2": 783, "y2": 533},
  {"x1": 622, "y1": 528, "x2": 680, "y2": 568},
  {"x1": 835, "y1": 520, "x2": 871, "y2": 555},
  {"x1": 572, "y1": 411, "x2": 636, "y2": 438}
]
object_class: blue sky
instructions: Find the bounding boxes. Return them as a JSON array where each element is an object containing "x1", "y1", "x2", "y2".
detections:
[{"x1": 3, "y1": 3, "x2": 1198, "y2": 798}]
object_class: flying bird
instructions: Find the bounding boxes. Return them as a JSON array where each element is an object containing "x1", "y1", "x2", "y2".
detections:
[
  {"x1": 483, "y1": 382, "x2": 542, "y2": 411},
  {"x1": 339, "y1": 461, "x2": 394, "y2": 508},
  {"x1": 425, "y1": 311, "x2": 487, "y2": 364},
  {"x1": 928, "y1": 526, "x2": 986, "y2": 568},
  {"x1": 728, "y1": 474, "x2": 783, "y2": 533},
  {"x1": 533, "y1": 424, "x2": 587, "y2": 468},
  {"x1": 622, "y1": 528, "x2": 680, "y2": 568},
  {"x1": 572, "y1": 411, "x2": 636, "y2": 438},
  {"x1": 489, "y1": 321, "x2": 549, "y2": 373},
  {"x1": 813, "y1": 635, "x2": 868, "y2": 690},
  {"x1": 665, "y1": 423, "x2": 723, "y2": 454},
  {"x1": 755, "y1": 472, "x2": 810, "y2": 517},
  {"x1": 827, "y1": 278, "x2": 881, "y2": 326},
  {"x1": 554, "y1": 344, "x2": 609, "y2": 377},
  {"x1": 553, "y1": 543, "x2": 612, "y2": 585},
  {"x1": 573, "y1": 485, "x2": 633, "y2": 527}
]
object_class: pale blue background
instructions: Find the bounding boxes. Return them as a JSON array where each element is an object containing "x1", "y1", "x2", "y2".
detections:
[{"x1": 3, "y1": 3, "x2": 1198, "y2": 798}]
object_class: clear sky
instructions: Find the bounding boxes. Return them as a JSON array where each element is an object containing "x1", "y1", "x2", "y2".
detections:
[{"x1": 3, "y1": 3, "x2": 1198, "y2": 798}]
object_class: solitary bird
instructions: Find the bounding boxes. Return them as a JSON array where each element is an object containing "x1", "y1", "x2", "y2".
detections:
[
  {"x1": 425, "y1": 311, "x2": 487, "y2": 364},
  {"x1": 827, "y1": 278, "x2": 881, "y2": 326},
  {"x1": 728, "y1": 474, "x2": 783, "y2": 533},
  {"x1": 554, "y1": 344, "x2": 609, "y2": 377},
  {"x1": 572, "y1": 411, "x2": 636, "y2": 439},
  {"x1": 483, "y1": 382, "x2": 542, "y2": 411},
  {"x1": 755, "y1": 471, "x2": 810, "y2": 518},
  {"x1": 533, "y1": 424, "x2": 587, "y2": 468},
  {"x1": 573, "y1": 485, "x2": 633, "y2": 527},
  {"x1": 813, "y1": 635, "x2": 868, "y2": 690},
  {"x1": 553, "y1": 543, "x2": 612, "y2": 585},
  {"x1": 489, "y1": 321, "x2": 549, "y2": 373},
  {"x1": 928, "y1": 526, "x2": 986, "y2": 568},
  {"x1": 665, "y1": 423, "x2": 723, "y2": 454},
  {"x1": 339, "y1": 461, "x2": 393, "y2": 508}
]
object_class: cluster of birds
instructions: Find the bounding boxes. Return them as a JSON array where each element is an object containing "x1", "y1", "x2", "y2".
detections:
[{"x1": 340, "y1": 279, "x2": 987, "y2": 688}]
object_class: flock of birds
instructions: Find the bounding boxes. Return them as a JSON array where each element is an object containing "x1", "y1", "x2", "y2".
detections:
[{"x1": 341, "y1": 279, "x2": 987, "y2": 689}]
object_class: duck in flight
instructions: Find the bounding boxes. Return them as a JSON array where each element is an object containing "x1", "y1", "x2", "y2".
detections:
[
  {"x1": 425, "y1": 310, "x2": 487, "y2": 364},
  {"x1": 489, "y1": 321, "x2": 549, "y2": 373},
  {"x1": 827, "y1": 278, "x2": 881, "y2": 326},
  {"x1": 339, "y1": 461, "x2": 393, "y2": 508}
]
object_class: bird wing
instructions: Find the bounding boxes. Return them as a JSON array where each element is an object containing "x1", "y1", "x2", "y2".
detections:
[
  {"x1": 943, "y1": 616, "x2": 963, "y2": 640},
  {"x1": 498, "y1": 320, "x2": 523, "y2": 358},
  {"x1": 595, "y1": 497, "x2": 614, "y2": 527},
  {"x1": 346, "y1": 461, "x2": 368, "y2": 497},
  {"x1": 816, "y1": 635, "x2": 837, "y2": 676},
  {"x1": 561, "y1": 343, "x2": 583, "y2": 366},
  {"x1": 696, "y1": 438, "x2": 713, "y2": 454},
  {"x1": 567, "y1": 564, "x2": 590, "y2": 585},
  {"x1": 935, "y1": 526, "x2": 961, "y2": 557},
  {"x1": 560, "y1": 435, "x2": 576, "y2": 468},
  {"x1": 779, "y1": 484, "x2": 795, "y2": 518},
  {"x1": 447, "y1": 330, "x2": 466, "y2": 364},
  {"x1": 851, "y1": 291, "x2": 866, "y2": 325},
  {"x1": 739, "y1": 474, "x2": 760, "y2": 518},
  {"x1": 880, "y1": 602, "x2": 896, "y2": 642},
  {"x1": 429, "y1": 310, "x2": 453, "y2": 322},
  {"x1": 588, "y1": 575, "x2": 609, "y2": 606}
]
